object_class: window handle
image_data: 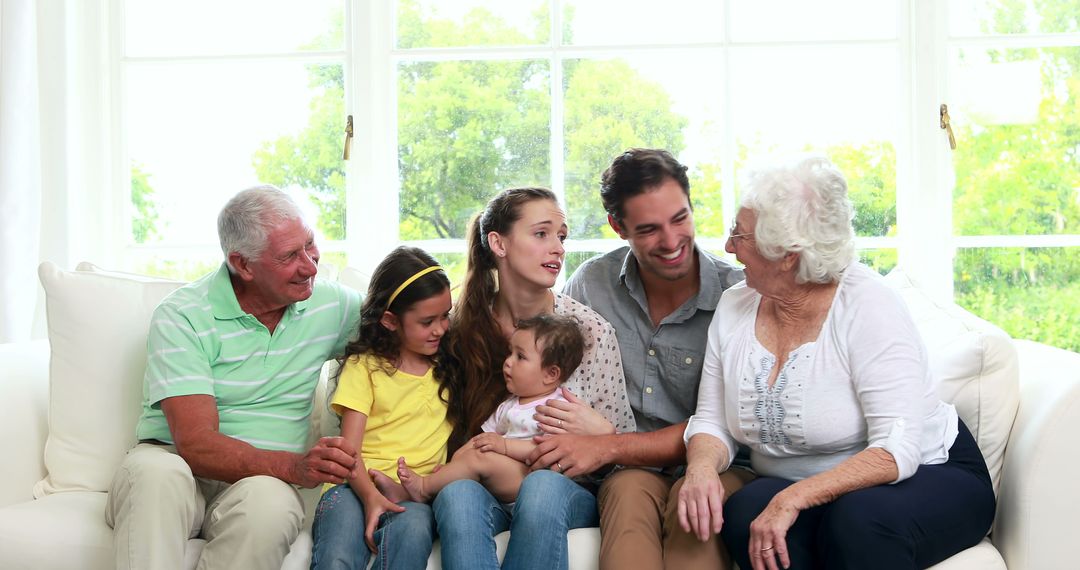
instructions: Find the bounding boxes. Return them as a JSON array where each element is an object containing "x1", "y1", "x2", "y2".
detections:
[
  {"x1": 939, "y1": 104, "x2": 956, "y2": 150},
  {"x1": 343, "y1": 114, "x2": 354, "y2": 160}
]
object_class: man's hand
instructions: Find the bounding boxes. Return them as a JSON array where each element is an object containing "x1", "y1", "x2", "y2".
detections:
[
  {"x1": 287, "y1": 436, "x2": 359, "y2": 488},
  {"x1": 527, "y1": 433, "x2": 608, "y2": 478}
]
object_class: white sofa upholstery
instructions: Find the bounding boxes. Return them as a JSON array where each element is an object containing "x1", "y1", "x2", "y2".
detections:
[{"x1": 0, "y1": 262, "x2": 1078, "y2": 569}]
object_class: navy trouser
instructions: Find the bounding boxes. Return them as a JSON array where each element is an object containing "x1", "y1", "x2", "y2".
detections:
[{"x1": 722, "y1": 419, "x2": 995, "y2": 570}]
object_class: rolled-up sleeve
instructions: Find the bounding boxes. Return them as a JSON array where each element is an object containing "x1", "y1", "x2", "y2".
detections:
[
  {"x1": 684, "y1": 305, "x2": 737, "y2": 471},
  {"x1": 845, "y1": 287, "x2": 931, "y2": 483}
]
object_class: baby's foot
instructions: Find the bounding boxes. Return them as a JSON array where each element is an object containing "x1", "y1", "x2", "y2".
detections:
[
  {"x1": 369, "y1": 468, "x2": 410, "y2": 504},
  {"x1": 397, "y1": 457, "x2": 432, "y2": 503}
]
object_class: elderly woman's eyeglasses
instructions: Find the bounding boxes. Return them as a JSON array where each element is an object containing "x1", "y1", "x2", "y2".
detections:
[{"x1": 728, "y1": 222, "x2": 753, "y2": 245}]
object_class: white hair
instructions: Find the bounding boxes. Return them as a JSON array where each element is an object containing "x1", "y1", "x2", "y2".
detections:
[
  {"x1": 740, "y1": 155, "x2": 856, "y2": 284},
  {"x1": 217, "y1": 185, "x2": 304, "y2": 271}
]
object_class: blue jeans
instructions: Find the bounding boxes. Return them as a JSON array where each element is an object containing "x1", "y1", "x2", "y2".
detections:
[
  {"x1": 310, "y1": 484, "x2": 435, "y2": 570},
  {"x1": 432, "y1": 470, "x2": 598, "y2": 570}
]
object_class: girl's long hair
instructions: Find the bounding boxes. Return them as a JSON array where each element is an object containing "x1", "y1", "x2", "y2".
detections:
[
  {"x1": 445, "y1": 187, "x2": 558, "y2": 452},
  {"x1": 337, "y1": 246, "x2": 464, "y2": 432}
]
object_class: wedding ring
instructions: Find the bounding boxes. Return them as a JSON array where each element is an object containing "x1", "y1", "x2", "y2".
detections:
[
  {"x1": 556, "y1": 462, "x2": 564, "y2": 472},
  {"x1": 761, "y1": 546, "x2": 775, "y2": 552},
  {"x1": 558, "y1": 419, "x2": 564, "y2": 428}
]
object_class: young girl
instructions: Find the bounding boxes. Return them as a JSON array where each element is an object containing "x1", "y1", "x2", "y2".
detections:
[
  {"x1": 309, "y1": 246, "x2": 461, "y2": 570},
  {"x1": 398, "y1": 314, "x2": 585, "y2": 503}
]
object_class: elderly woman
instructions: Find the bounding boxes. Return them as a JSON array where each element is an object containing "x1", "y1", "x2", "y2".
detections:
[{"x1": 676, "y1": 156, "x2": 995, "y2": 570}]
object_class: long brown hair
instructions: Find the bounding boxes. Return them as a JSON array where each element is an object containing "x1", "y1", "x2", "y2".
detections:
[
  {"x1": 335, "y1": 246, "x2": 464, "y2": 433},
  {"x1": 446, "y1": 187, "x2": 558, "y2": 451}
]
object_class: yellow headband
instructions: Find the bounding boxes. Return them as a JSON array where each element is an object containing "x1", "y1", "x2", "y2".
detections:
[{"x1": 387, "y1": 265, "x2": 445, "y2": 308}]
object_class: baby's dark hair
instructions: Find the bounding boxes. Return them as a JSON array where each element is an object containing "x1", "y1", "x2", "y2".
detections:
[
  {"x1": 342, "y1": 245, "x2": 450, "y2": 368},
  {"x1": 515, "y1": 314, "x2": 586, "y2": 383}
]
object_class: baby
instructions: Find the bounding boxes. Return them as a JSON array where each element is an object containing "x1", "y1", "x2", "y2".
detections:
[{"x1": 398, "y1": 313, "x2": 585, "y2": 503}]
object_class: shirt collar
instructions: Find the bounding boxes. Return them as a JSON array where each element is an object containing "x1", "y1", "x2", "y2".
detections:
[
  {"x1": 207, "y1": 262, "x2": 311, "y2": 320},
  {"x1": 618, "y1": 244, "x2": 725, "y2": 317}
]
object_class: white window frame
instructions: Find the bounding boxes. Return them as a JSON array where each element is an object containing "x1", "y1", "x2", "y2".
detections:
[{"x1": 102, "y1": 0, "x2": 1079, "y2": 306}]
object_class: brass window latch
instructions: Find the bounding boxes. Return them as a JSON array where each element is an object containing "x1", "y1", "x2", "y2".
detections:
[
  {"x1": 940, "y1": 104, "x2": 956, "y2": 150},
  {"x1": 343, "y1": 114, "x2": 354, "y2": 160}
]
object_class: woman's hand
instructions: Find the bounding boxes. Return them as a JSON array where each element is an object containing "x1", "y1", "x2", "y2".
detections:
[
  {"x1": 361, "y1": 491, "x2": 406, "y2": 553},
  {"x1": 534, "y1": 387, "x2": 615, "y2": 435},
  {"x1": 748, "y1": 495, "x2": 800, "y2": 570},
  {"x1": 676, "y1": 464, "x2": 727, "y2": 542}
]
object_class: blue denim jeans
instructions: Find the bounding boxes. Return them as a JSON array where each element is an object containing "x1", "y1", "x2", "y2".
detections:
[
  {"x1": 310, "y1": 484, "x2": 435, "y2": 570},
  {"x1": 432, "y1": 470, "x2": 599, "y2": 570}
]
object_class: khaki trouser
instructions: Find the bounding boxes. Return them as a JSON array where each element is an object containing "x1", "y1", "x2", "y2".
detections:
[
  {"x1": 598, "y1": 468, "x2": 755, "y2": 570},
  {"x1": 105, "y1": 443, "x2": 304, "y2": 570}
]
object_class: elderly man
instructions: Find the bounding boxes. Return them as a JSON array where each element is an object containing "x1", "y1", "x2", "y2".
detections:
[
  {"x1": 105, "y1": 185, "x2": 361, "y2": 569},
  {"x1": 532, "y1": 149, "x2": 750, "y2": 570}
]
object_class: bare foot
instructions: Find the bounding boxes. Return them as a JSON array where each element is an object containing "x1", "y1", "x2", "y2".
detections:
[
  {"x1": 397, "y1": 457, "x2": 432, "y2": 503},
  {"x1": 368, "y1": 468, "x2": 411, "y2": 504}
]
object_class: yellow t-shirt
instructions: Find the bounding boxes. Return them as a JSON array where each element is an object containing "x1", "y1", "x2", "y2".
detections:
[{"x1": 331, "y1": 353, "x2": 451, "y2": 481}]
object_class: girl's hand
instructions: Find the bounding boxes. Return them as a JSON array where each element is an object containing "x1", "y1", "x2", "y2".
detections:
[
  {"x1": 361, "y1": 492, "x2": 406, "y2": 553},
  {"x1": 748, "y1": 495, "x2": 799, "y2": 570},
  {"x1": 534, "y1": 387, "x2": 615, "y2": 436},
  {"x1": 676, "y1": 464, "x2": 726, "y2": 542},
  {"x1": 470, "y1": 432, "x2": 507, "y2": 455}
]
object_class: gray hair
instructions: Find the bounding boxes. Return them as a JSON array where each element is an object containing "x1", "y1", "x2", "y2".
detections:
[
  {"x1": 217, "y1": 185, "x2": 304, "y2": 271},
  {"x1": 740, "y1": 155, "x2": 856, "y2": 284}
]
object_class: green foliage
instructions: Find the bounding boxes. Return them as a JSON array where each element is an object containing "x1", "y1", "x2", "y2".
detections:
[
  {"x1": 563, "y1": 58, "x2": 687, "y2": 238},
  {"x1": 957, "y1": 277, "x2": 1080, "y2": 352},
  {"x1": 131, "y1": 164, "x2": 161, "y2": 243}
]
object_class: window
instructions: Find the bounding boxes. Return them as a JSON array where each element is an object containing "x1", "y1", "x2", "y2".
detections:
[{"x1": 114, "y1": 0, "x2": 1078, "y2": 351}]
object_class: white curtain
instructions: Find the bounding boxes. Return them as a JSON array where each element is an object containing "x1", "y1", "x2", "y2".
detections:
[{"x1": 0, "y1": 0, "x2": 42, "y2": 343}]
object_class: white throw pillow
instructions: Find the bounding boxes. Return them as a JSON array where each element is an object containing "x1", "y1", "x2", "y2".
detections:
[
  {"x1": 884, "y1": 268, "x2": 1019, "y2": 494},
  {"x1": 35, "y1": 262, "x2": 184, "y2": 495}
]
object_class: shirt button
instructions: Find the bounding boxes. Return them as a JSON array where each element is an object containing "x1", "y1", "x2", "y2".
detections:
[
  {"x1": 648, "y1": 349, "x2": 656, "y2": 356},
  {"x1": 645, "y1": 387, "x2": 653, "y2": 394},
  {"x1": 684, "y1": 357, "x2": 693, "y2": 364}
]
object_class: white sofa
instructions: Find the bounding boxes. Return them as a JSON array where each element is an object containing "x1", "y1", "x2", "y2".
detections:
[{"x1": 0, "y1": 262, "x2": 1078, "y2": 569}]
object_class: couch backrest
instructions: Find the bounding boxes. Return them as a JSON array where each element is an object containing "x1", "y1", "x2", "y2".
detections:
[
  {"x1": 34, "y1": 262, "x2": 365, "y2": 496},
  {"x1": 36, "y1": 262, "x2": 184, "y2": 495},
  {"x1": 884, "y1": 269, "x2": 1020, "y2": 494}
]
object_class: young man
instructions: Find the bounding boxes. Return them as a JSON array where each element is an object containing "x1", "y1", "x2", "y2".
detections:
[
  {"x1": 530, "y1": 148, "x2": 750, "y2": 569},
  {"x1": 105, "y1": 186, "x2": 362, "y2": 570}
]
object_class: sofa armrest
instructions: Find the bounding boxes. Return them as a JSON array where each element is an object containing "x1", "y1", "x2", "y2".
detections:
[
  {"x1": 993, "y1": 339, "x2": 1080, "y2": 570},
  {"x1": 0, "y1": 340, "x2": 50, "y2": 507}
]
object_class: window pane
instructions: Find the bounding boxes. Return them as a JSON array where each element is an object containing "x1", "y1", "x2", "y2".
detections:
[
  {"x1": 949, "y1": 0, "x2": 1080, "y2": 36},
  {"x1": 127, "y1": 61, "x2": 345, "y2": 244},
  {"x1": 955, "y1": 247, "x2": 1080, "y2": 351},
  {"x1": 731, "y1": 0, "x2": 897, "y2": 42},
  {"x1": 563, "y1": 0, "x2": 723, "y2": 45},
  {"x1": 396, "y1": 0, "x2": 549, "y2": 49},
  {"x1": 859, "y1": 249, "x2": 898, "y2": 275},
  {"x1": 397, "y1": 60, "x2": 551, "y2": 240},
  {"x1": 951, "y1": 46, "x2": 1080, "y2": 236},
  {"x1": 562, "y1": 54, "x2": 727, "y2": 239},
  {"x1": 125, "y1": 0, "x2": 343, "y2": 57},
  {"x1": 730, "y1": 46, "x2": 899, "y2": 238}
]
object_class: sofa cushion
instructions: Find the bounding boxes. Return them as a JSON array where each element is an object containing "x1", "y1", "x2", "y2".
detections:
[
  {"x1": 35, "y1": 262, "x2": 184, "y2": 495},
  {"x1": 0, "y1": 491, "x2": 113, "y2": 569},
  {"x1": 884, "y1": 269, "x2": 1019, "y2": 494}
]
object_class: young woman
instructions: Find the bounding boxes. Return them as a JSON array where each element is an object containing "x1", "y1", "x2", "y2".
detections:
[{"x1": 435, "y1": 187, "x2": 636, "y2": 570}]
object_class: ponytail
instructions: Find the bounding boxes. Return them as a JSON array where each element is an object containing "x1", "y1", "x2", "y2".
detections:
[{"x1": 445, "y1": 187, "x2": 558, "y2": 452}]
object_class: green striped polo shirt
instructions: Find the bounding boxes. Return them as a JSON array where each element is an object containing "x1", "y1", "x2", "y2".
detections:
[{"x1": 135, "y1": 263, "x2": 361, "y2": 452}]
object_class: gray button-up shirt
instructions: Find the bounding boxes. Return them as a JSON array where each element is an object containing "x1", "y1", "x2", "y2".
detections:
[{"x1": 563, "y1": 245, "x2": 743, "y2": 434}]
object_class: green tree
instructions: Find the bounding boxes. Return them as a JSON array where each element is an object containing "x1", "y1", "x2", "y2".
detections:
[
  {"x1": 254, "y1": 1, "x2": 688, "y2": 243},
  {"x1": 131, "y1": 163, "x2": 161, "y2": 243}
]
